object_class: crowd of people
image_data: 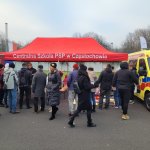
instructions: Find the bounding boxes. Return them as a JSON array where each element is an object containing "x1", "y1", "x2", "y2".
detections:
[{"x1": 0, "y1": 61, "x2": 139, "y2": 128}]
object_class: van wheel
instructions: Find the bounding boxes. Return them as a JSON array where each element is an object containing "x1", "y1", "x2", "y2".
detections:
[{"x1": 145, "y1": 93, "x2": 150, "y2": 111}]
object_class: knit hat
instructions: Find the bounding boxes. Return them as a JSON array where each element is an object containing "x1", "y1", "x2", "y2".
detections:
[
  {"x1": 50, "y1": 63, "x2": 57, "y2": 68},
  {"x1": 79, "y1": 64, "x2": 87, "y2": 71},
  {"x1": 73, "y1": 63, "x2": 79, "y2": 69},
  {"x1": 9, "y1": 63, "x2": 15, "y2": 68}
]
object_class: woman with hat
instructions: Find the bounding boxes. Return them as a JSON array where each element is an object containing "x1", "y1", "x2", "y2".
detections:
[
  {"x1": 68, "y1": 64, "x2": 96, "y2": 127},
  {"x1": 46, "y1": 63, "x2": 61, "y2": 120}
]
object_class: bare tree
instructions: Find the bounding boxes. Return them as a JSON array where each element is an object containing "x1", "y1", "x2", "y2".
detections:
[
  {"x1": 73, "y1": 32, "x2": 113, "y2": 50},
  {"x1": 121, "y1": 26, "x2": 150, "y2": 53}
]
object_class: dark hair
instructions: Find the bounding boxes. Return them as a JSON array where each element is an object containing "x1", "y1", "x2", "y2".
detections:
[
  {"x1": 38, "y1": 65, "x2": 43, "y2": 69},
  {"x1": 88, "y1": 67, "x2": 94, "y2": 71},
  {"x1": 0, "y1": 64, "x2": 4, "y2": 69},
  {"x1": 107, "y1": 64, "x2": 112, "y2": 68},
  {"x1": 22, "y1": 62, "x2": 27, "y2": 67}
]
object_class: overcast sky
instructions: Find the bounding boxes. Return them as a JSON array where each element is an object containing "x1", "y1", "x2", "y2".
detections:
[{"x1": 0, "y1": 0, "x2": 150, "y2": 47}]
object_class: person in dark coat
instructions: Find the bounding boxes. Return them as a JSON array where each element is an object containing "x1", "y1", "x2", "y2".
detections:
[
  {"x1": 27, "y1": 62, "x2": 37, "y2": 102},
  {"x1": 32, "y1": 65, "x2": 47, "y2": 113},
  {"x1": 112, "y1": 62, "x2": 138, "y2": 120},
  {"x1": 95, "y1": 64, "x2": 114, "y2": 109},
  {"x1": 46, "y1": 63, "x2": 61, "y2": 120},
  {"x1": 18, "y1": 62, "x2": 32, "y2": 109},
  {"x1": 0, "y1": 64, "x2": 4, "y2": 107},
  {"x1": 68, "y1": 64, "x2": 96, "y2": 128}
]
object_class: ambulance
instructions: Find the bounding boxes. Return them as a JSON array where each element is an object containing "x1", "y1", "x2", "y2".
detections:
[{"x1": 129, "y1": 50, "x2": 150, "y2": 111}]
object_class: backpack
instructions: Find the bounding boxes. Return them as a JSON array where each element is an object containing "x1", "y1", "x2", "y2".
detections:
[
  {"x1": 19, "y1": 70, "x2": 27, "y2": 86},
  {"x1": 73, "y1": 80, "x2": 82, "y2": 94}
]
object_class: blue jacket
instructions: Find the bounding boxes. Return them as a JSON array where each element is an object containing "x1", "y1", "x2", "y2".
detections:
[{"x1": 67, "y1": 69, "x2": 78, "y2": 90}]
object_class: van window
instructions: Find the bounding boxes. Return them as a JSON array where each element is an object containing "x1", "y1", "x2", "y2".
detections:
[{"x1": 139, "y1": 59, "x2": 147, "y2": 71}]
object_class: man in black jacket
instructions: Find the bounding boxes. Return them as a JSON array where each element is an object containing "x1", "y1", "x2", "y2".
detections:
[
  {"x1": 18, "y1": 63, "x2": 32, "y2": 109},
  {"x1": 95, "y1": 64, "x2": 114, "y2": 109},
  {"x1": 112, "y1": 62, "x2": 138, "y2": 120},
  {"x1": 68, "y1": 64, "x2": 96, "y2": 128}
]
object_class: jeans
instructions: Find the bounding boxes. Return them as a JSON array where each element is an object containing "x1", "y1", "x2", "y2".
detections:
[
  {"x1": 99, "y1": 89, "x2": 111, "y2": 108},
  {"x1": 91, "y1": 92, "x2": 96, "y2": 105},
  {"x1": 118, "y1": 89, "x2": 131, "y2": 115},
  {"x1": 114, "y1": 89, "x2": 121, "y2": 107},
  {"x1": 68, "y1": 90, "x2": 78, "y2": 114},
  {"x1": 8, "y1": 88, "x2": 17, "y2": 112}
]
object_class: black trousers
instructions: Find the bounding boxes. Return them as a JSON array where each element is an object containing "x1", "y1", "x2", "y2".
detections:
[
  {"x1": 19, "y1": 86, "x2": 30, "y2": 108},
  {"x1": 70, "y1": 107, "x2": 92, "y2": 124},
  {"x1": 34, "y1": 97, "x2": 45, "y2": 112},
  {"x1": 118, "y1": 89, "x2": 131, "y2": 115},
  {"x1": 0, "y1": 89, "x2": 4, "y2": 104}
]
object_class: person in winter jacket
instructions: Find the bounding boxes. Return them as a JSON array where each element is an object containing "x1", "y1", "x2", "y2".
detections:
[
  {"x1": 32, "y1": 65, "x2": 47, "y2": 113},
  {"x1": 67, "y1": 63, "x2": 79, "y2": 116},
  {"x1": 0, "y1": 64, "x2": 4, "y2": 107},
  {"x1": 3, "y1": 63, "x2": 19, "y2": 113},
  {"x1": 68, "y1": 64, "x2": 96, "y2": 128},
  {"x1": 95, "y1": 64, "x2": 114, "y2": 109},
  {"x1": 3, "y1": 63, "x2": 9, "y2": 107},
  {"x1": 46, "y1": 63, "x2": 61, "y2": 120},
  {"x1": 112, "y1": 62, "x2": 138, "y2": 120},
  {"x1": 27, "y1": 62, "x2": 37, "y2": 102},
  {"x1": 87, "y1": 67, "x2": 97, "y2": 112},
  {"x1": 18, "y1": 62, "x2": 32, "y2": 109}
]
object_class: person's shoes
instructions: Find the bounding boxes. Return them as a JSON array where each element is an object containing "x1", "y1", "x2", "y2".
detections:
[
  {"x1": 68, "y1": 121, "x2": 75, "y2": 128},
  {"x1": 129, "y1": 100, "x2": 134, "y2": 104},
  {"x1": 5, "y1": 105, "x2": 9, "y2": 108},
  {"x1": 40, "y1": 109, "x2": 44, "y2": 112},
  {"x1": 122, "y1": 114, "x2": 130, "y2": 120},
  {"x1": 125, "y1": 114, "x2": 130, "y2": 120},
  {"x1": 49, "y1": 116, "x2": 55, "y2": 120},
  {"x1": 12, "y1": 111, "x2": 20, "y2": 114},
  {"x1": 87, "y1": 123, "x2": 96, "y2": 127},
  {"x1": 114, "y1": 106, "x2": 119, "y2": 109},
  {"x1": 68, "y1": 113, "x2": 73, "y2": 117},
  {"x1": 27, "y1": 106, "x2": 32, "y2": 109}
]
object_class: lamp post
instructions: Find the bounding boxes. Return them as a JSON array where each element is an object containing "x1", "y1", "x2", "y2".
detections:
[{"x1": 5, "y1": 22, "x2": 8, "y2": 52}]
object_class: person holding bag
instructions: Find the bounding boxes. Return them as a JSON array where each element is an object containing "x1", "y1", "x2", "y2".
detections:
[{"x1": 3, "y1": 63, "x2": 19, "y2": 114}]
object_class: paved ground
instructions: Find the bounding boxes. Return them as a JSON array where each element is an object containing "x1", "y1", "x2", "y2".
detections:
[{"x1": 0, "y1": 98, "x2": 150, "y2": 150}]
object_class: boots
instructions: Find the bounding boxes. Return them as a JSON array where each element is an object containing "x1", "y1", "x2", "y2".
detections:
[
  {"x1": 68, "y1": 120, "x2": 75, "y2": 128},
  {"x1": 68, "y1": 118, "x2": 75, "y2": 127},
  {"x1": 87, "y1": 122, "x2": 96, "y2": 127},
  {"x1": 49, "y1": 106, "x2": 58, "y2": 120}
]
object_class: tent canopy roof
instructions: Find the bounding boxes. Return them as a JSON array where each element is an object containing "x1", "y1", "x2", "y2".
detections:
[{"x1": 4, "y1": 37, "x2": 128, "y2": 62}]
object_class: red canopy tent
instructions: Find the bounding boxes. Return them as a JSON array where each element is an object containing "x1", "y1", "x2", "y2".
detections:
[{"x1": 3, "y1": 37, "x2": 128, "y2": 62}]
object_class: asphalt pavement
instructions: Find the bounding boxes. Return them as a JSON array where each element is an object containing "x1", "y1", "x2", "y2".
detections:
[{"x1": 0, "y1": 98, "x2": 150, "y2": 150}]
